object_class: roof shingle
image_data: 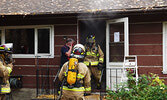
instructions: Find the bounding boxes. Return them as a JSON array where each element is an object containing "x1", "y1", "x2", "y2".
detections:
[{"x1": 0, "y1": 0, "x2": 167, "y2": 15}]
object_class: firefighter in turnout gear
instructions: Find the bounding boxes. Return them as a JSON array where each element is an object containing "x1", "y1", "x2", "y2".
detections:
[
  {"x1": 84, "y1": 35, "x2": 104, "y2": 89},
  {"x1": 0, "y1": 44, "x2": 13, "y2": 100},
  {"x1": 58, "y1": 44, "x2": 91, "y2": 100}
]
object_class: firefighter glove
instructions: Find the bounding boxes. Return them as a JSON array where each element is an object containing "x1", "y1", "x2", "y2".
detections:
[
  {"x1": 84, "y1": 93, "x2": 90, "y2": 96},
  {"x1": 98, "y1": 63, "x2": 103, "y2": 70}
]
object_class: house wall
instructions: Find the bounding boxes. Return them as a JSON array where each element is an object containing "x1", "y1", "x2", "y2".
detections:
[
  {"x1": 0, "y1": 15, "x2": 78, "y2": 88},
  {"x1": 1, "y1": 12, "x2": 167, "y2": 88},
  {"x1": 129, "y1": 13, "x2": 167, "y2": 84}
]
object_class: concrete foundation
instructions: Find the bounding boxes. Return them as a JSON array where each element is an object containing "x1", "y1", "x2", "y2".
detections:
[{"x1": 11, "y1": 88, "x2": 36, "y2": 100}]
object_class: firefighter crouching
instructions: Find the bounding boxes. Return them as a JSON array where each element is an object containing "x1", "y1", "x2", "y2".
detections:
[
  {"x1": 83, "y1": 35, "x2": 104, "y2": 89},
  {"x1": 58, "y1": 44, "x2": 91, "y2": 100},
  {"x1": 0, "y1": 45, "x2": 13, "y2": 100}
]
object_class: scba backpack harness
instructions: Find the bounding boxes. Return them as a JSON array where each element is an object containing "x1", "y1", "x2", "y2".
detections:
[{"x1": 64, "y1": 58, "x2": 83, "y2": 89}]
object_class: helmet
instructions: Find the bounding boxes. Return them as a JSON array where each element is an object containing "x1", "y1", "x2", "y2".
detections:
[
  {"x1": 0, "y1": 44, "x2": 13, "y2": 64},
  {"x1": 86, "y1": 35, "x2": 95, "y2": 47},
  {"x1": 0, "y1": 45, "x2": 6, "y2": 53},
  {"x1": 86, "y1": 35, "x2": 95, "y2": 43},
  {"x1": 0, "y1": 43, "x2": 13, "y2": 54},
  {"x1": 71, "y1": 44, "x2": 85, "y2": 59}
]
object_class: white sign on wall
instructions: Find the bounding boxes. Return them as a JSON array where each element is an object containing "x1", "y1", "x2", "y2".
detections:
[{"x1": 114, "y1": 32, "x2": 120, "y2": 42}]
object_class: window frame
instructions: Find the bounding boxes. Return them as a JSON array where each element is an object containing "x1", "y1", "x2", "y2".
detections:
[
  {"x1": 163, "y1": 22, "x2": 167, "y2": 74},
  {"x1": 0, "y1": 25, "x2": 54, "y2": 58}
]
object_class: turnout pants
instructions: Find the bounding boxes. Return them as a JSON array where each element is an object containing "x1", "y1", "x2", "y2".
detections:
[
  {"x1": 0, "y1": 94, "x2": 5, "y2": 100},
  {"x1": 61, "y1": 90, "x2": 85, "y2": 100},
  {"x1": 89, "y1": 66, "x2": 101, "y2": 85}
]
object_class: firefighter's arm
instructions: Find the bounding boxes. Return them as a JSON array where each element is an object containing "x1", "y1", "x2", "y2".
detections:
[
  {"x1": 6, "y1": 63, "x2": 13, "y2": 76},
  {"x1": 0, "y1": 61, "x2": 11, "y2": 77},
  {"x1": 98, "y1": 45, "x2": 104, "y2": 64},
  {"x1": 58, "y1": 62, "x2": 68, "y2": 82},
  {"x1": 84, "y1": 68, "x2": 91, "y2": 95}
]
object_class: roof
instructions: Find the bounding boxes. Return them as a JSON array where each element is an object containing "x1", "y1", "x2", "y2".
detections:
[{"x1": 0, "y1": 0, "x2": 167, "y2": 15}]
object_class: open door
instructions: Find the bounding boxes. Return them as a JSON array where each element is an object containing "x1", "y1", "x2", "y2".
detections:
[{"x1": 106, "y1": 17, "x2": 129, "y2": 90}]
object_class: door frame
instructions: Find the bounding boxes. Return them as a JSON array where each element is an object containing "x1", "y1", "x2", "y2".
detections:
[
  {"x1": 106, "y1": 17, "x2": 129, "y2": 89},
  {"x1": 106, "y1": 17, "x2": 129, "y2": 68}
]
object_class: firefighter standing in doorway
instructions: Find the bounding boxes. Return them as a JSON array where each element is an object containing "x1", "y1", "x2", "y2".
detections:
[
  {"x1": 83, "y1": 35, "x2": 104, "y2": 89},
  {"x1": 0, "y1": 44, "x2": 13, "y2": 100},
  {"x1": 58, "y1": 44, "x2": 91, "y2": 100}
]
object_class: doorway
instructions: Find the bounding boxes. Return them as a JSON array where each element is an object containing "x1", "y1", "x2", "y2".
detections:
[
  {"x1": 79, "y1": 20, "x2": 106, "y2": 90},
  {"x1": 106, "y1": 17, "x2": 129, "y2": 90}
]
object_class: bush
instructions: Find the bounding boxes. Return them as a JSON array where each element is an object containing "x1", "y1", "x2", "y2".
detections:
[{"x1": 106, "y1": 73, "x2": 167, "y2": 100}]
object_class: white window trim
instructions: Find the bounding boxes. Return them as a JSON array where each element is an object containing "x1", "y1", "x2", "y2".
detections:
[
  {"x1": 0, "y1": 25, "x2": 54, "y2": 58},
  {"x1": 163, "y1": 22, "x2": 167, "y2": 74},
  {"x1": 106, "y1": 17, "x2": 129, "y2": 68}
]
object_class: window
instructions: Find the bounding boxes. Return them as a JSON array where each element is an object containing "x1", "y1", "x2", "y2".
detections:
[
  {"x1": 5, "y1": 29, "x2": 35, "y2": 54},
  {"x1": 37, "y1": 29, "x2": 50, "y2": 54},
  {"x1": 0, "y1": 26, "x2": 54, "y2": 58},
  {"x1": 109, "y1": 23, "x2": 124, "y2": 62}
]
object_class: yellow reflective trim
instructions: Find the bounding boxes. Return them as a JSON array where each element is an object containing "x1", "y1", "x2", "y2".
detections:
[
  {"x1": 83, "y1": 61, "x2": 89, "y2": 66},
  {"x1": 6, "y1": 67, "x2": 12, "y2": 76},
  {"x1": 1, "y1": 87, "x2": 11, "y2": 93},
  {"x1": 86, "y1": 52, "x2": 91, "y2": 55},
  {"x1": 77, "y1": 74, "x2": 84, "y2": 79},
  {"x1": 64, "y1": 72, "x2": 67, "y2": 76},
  {"x1": 84, "y1": 61, "x2": 99, "y2": 66},
  {"x1": 85, "y1": 87, "x2": 91, "y2": 91},
  {"x1": 0, "y1": 47, "x2": 4, "y2": 50},
  {"x1": 86, "y1": 51, "x2": 99, "y2": 57},
  {"x1": 99, "y1": 58, "x2": 104, "y2": 62},
  {"x1": 91, "y1": 61, "x2": 99, "y2": 66},
  {"x1": 63, "y1": 86, "x2": 85, "y2": 91}
]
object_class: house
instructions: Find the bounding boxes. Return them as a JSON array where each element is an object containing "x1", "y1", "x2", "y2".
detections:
[{"x1": 1, "y1": 0, "x2": 167, "y2": 98}]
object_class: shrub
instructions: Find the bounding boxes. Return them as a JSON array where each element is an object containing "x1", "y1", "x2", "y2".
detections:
[{"x1": 105, "y1": 73, "x2": 167, "y2": 100}]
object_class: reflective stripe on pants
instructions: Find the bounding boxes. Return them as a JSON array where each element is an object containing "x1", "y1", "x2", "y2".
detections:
[{"x1": 63, "y1": 86, "x2": 85, "y2": 92}]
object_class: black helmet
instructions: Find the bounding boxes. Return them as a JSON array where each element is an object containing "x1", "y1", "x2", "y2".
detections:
[
  {"x1": 86, "y1": 35, "x2": 95, "y2": 43},
  {"x1": 86, "y1": 35, "x2": 95, "y2": 47}
]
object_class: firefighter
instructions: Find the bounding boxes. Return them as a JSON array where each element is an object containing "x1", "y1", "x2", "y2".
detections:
[
  {"x1": 0, "y1": 45, "x2": 13, "y2": 100},
  {"x1": 83, "y1": 35, "x2": 104, "y2": 89},
  {"x1": 58, "y1": 44, "x2": 91, "y2": 100}
]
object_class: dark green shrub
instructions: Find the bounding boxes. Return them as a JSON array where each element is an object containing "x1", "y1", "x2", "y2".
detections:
[{"x1": 106, "y1": 73, "x2": 167, "y2": 100}]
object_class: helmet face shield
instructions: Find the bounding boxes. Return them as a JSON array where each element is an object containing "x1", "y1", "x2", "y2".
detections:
[
  {"x1": 72, "y1": 44, "x2": 85, "y2": 59},
  {"x1": 86, "y1": 35, "x2": 95, "y2": 47},
  {"x1": 86, "y1": 38, "x2": 94, "y2": 43},
  {"x1": 73, "y1": 47, "x2": 84, "y2": 55}
]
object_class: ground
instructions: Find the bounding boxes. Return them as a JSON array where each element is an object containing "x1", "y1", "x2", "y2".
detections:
[{"x1": 11, "y1": 88, "x2": 36, "y2": 100}]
